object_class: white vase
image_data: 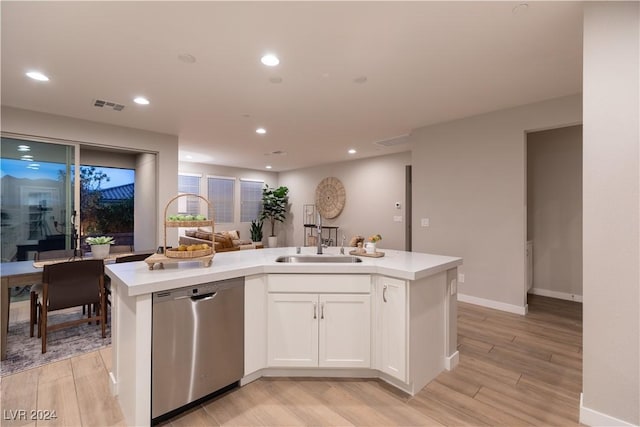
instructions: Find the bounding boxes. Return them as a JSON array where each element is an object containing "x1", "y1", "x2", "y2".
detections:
[
  {"x1": 365, "y1": 242, "x2": 376, "y2": 254},
  {"x1": 267, "y1": 236, "x2": 278, "y2": 248},
  {"x1": 91, "y1": 244, "x2": 111, "y2": 259}
]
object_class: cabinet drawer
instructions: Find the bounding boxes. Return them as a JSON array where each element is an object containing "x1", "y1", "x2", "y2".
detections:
[{"x1": 268, "y1": 274, "x2": 371, "y2": 293}]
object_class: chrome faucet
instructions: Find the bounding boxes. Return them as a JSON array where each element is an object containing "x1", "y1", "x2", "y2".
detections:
[{"x1": 316, "y1": 212, "x2": 323, "y2": 255}]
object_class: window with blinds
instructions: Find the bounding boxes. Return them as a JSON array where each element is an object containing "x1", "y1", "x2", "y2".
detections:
[
  {"x1": 240, "y1": 179, "x2": 264, "y2": 222},
  {"x1": 207, "y1": 176, "x2": 235, "y2": 223},
  {"x1": 177, "y1": 174, "x2": 201, "y2": 215}
]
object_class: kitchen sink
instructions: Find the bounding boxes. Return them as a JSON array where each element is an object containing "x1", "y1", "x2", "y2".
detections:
[{"x1": 275, "y1": 255, "x2": 362, "y2": 263}]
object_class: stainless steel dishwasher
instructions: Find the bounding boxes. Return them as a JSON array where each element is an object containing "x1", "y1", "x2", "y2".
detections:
[{"x1": 151, "y1": 277, "x2": 244, "y2": 419}]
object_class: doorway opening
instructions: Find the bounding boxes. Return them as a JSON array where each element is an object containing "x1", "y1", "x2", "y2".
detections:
[{"x1": 526, "y1": 125, "x2": 583, "y2": 303}]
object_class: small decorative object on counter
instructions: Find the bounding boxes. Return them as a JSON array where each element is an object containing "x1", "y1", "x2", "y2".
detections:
[
  {"x1": 349, "y1": 235, "x2": 365, "y2": 247},
  {"x1": 366, "y1": 234, "x2": 382, "y2": 254},
  {"x1": 86, "y1": 236, "x2": 115, "y2": 259}
]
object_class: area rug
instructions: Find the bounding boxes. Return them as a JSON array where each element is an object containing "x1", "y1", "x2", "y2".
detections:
[{"x1": 1, "y1": 309, "x2": 111, "y2": 377}]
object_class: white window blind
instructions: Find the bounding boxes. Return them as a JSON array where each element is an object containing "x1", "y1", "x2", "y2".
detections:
[
  {"x1": 240, "y1": 180, "x2": 264, "y2": 222},
  {"x1": 177, "y1": 174, "x2": 201, "y2": 215},
  {"x1": 207, "y1": 177, "x2": 234, "y2": 223}
]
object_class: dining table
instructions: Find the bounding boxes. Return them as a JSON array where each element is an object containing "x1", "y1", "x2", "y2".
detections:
[{"x1": 0, "y1": 252, "x2": 136, "y2": 361}]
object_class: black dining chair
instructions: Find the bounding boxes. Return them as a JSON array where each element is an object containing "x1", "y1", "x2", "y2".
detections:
[{"x1": 35, "y1": 259, "x2": 107, "y2": 353}]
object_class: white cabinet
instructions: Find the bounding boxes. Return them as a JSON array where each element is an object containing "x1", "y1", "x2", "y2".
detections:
[
  {"x1": 267, "y1": 274, "x2": 371, "y2": 369},
  {"x1": 375, "y1": 276, "x2": 407, "y2": 382},
  {"x1": 318, "y1": 294, "x2": 370, "y2": 367},
  {"x1": 267, "y1": 293, "x2": 319, "y2": 367}
]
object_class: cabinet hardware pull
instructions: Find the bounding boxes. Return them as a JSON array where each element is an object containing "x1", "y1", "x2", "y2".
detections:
[
  {"x1": 313, "y1": 303, "x2": 317, "y2": 319},
  {"x1": 383, "y1": 284, "x2": 388, "y2": 303},
  {"x1": 321, "y1": 303, "x2": 325, "y2": 319}
]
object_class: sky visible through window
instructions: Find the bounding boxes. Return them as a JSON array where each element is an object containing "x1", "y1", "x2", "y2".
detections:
[{"x1": 1, "y1": 159, "x2": 134, "y2": 188}]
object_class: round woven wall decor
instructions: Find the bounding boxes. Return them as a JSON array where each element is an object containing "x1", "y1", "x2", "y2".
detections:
[{"x1": 315, "y1": 177, "x2": 346, "y2": 219}]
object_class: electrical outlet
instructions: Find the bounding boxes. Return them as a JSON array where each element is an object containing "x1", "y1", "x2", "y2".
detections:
[
  {"x1": 458, "y1": 273, "x2": 465, "y2": 283},
  {"x1": 393, "y1": 216, "x2": 403, "y2": 222},
  {"x1": 421, "y1": 218, "x2": 429, "y2": 227}
]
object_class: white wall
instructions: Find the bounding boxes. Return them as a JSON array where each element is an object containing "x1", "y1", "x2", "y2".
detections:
[
  {"x1": 278, "y1": 152, "x2": 411, "y2": 250},
  {"x1": 178, "y1": 161, "x2": 278, "y2": 242},
  {"x1": 582, "y1": 2, "x2": 639, "y2": 425},
  {"x1": 411, "y1": 95, "x2": 581, "y2": 312},
  {"x1": 527, "y1": 126, "x2": 582, "y2": 300},
  {"x1": 1, "y1": 106, "x2": 179, "y2": 249},
  {"x1": 80, "y1": 147, "x2": 137, "y2": 169}
]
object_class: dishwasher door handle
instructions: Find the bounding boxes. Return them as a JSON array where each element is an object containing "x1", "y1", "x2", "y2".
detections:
[{"x1": 191, "y1": 292, "x2": 217, "y2": 302}]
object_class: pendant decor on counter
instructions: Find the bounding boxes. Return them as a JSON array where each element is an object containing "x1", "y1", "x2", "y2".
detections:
[{"x1": 315, "y1": 177, "x2": 346, "y2": 219}]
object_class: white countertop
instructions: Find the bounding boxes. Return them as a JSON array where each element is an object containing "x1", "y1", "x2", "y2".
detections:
[{"x1": 106, "y1": 247, "x2": 463, "y2": 297}]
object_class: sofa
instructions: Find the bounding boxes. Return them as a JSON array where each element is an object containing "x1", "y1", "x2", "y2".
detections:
[{"x1": 179, "y1": 229, "x2": 258, "y2": 252}]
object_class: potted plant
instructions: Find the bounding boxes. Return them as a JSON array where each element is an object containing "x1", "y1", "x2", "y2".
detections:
[
  {"x1": 86, "y1": 235, "x2": 115, "y2": 259},
  {"x1": 250, "y1": 219, "x2": 263, "y2": 244},
  {"x1": 259, "y1": 185, "x2": 289, "y2": 248}
]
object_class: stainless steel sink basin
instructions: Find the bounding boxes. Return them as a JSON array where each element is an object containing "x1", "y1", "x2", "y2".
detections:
[{"x1": 275, "y1": 255, "x2": 363, "y2": 263}]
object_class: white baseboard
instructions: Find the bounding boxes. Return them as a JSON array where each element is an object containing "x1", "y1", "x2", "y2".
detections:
[
  {"x1": 445, "y1": 351, "x2": 459, "y2": 370},
  {"x1": 529, "y1": 287, "x2": 583, "y2": 302},
  {"x1": 457, "y1": 293, "x2": 527, "y2": 315},
  {"x1": 580, "y1": 393, "x2": 638, "y2": 426}
]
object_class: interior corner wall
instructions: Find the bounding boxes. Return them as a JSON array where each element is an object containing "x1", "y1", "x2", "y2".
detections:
[
  {"x1": 410, "y1": 94, "x2": 581, "y2": 310},
  {"x1": 0, "y1": 106, "x2": 179, "y2": 249},
  {"x1": 277, "y1": 152, "x2": 411, "y2": 250},
  {"x1": 527, "y1": 125, "x2": 583, "y2": 299},
  {"x1": 582, "y1": 2, "x2": 639, "y2": 425},
  {"x1": 178, "y1": 161, "x2": 278, "y2": 241}
]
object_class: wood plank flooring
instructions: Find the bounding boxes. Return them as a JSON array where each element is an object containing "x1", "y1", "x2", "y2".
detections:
[{"x1": 1, "y1": 294, "x2": 582, "y2": 426}]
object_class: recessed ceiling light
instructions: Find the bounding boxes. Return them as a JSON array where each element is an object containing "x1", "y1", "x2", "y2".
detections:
[
  {"x1": 269, "y1": 76, "x2": 283, "y2": 84},
  {"x1": 261, "y1": 54, "x2": 280, "y2": 67},
  {"x1": 256, "y1": 128, "x2": 267, "y2": 134},
  {"x1": 185, "y1": 155, "x2": 193, "y2": 160},
  {"x1": 265, "y1": 165, "x2": 273, "y2": 169},
  {"x1": 133, "y1": 96, "x2": 150, "y2": 105},
  {"x1": 26, "y1": 71, "x2": 49, "y2": 81},
  {"x1": 353, "y1": 76, "x2": 368, "y2": 84},
  {"x1": 348, "y1": 149, "x2": 357, "y2": 154},
  {"x1": 17, "y1": 145, "x2": 31, "y2": 152}
]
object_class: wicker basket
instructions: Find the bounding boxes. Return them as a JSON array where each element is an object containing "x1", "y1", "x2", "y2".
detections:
[
  {"x1": 163, "y1": 193, "x2": 216, "y2": 256},
  {"x1": 165, "y1": 247, "x2": 213, "y2": 258}
]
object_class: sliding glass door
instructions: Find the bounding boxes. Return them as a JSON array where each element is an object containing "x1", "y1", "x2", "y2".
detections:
[{"x1": 1, "y1": 137, "x2": 76, "y2": 261}]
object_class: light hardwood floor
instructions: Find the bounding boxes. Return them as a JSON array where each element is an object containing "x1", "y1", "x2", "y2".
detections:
[{"x1": 1, "y1": 295, "x2": 582, "y2": 426}]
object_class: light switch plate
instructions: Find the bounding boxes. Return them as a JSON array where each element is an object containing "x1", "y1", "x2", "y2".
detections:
[
  {"x1": 421, "y1": 218, "x2": 429, "y2": 227},
  {"x1": 393, "y1": 216, "x2": 403, "y2": 222}
]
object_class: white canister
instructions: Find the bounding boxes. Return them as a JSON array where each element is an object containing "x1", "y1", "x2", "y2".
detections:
[{"x1": 365, "y1": 242, "x2": 376, "y2": 254}]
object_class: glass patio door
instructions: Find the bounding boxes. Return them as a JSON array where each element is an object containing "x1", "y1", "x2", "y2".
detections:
[{"x1": 1, "y1": 137, "x2": 76, "y2": 261}]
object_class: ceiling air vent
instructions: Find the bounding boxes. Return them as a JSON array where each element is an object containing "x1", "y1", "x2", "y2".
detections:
[
  {"x1": 373, "y1": 135, "x2": 409, "y2": 147},
  {"x1": 93, "y1": 99, "x2": 125, "y2": 111}
]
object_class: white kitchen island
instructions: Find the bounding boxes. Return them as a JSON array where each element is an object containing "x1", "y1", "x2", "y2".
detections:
[{"x1": 107, "y1": 247, "x2": 462, "y2": 427}]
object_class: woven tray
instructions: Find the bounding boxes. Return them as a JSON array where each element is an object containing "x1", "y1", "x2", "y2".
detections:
[
  {"x1": 165, "y1": 247, "x2": 213, "y2": 258},
  {"x1": 349, "y1": 250, "x2": 385, "y2": 258}
]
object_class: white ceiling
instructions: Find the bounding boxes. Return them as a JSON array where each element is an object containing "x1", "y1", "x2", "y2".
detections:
[{"x1": 1, "y1": 1, "x2": 583, "y2": 172}]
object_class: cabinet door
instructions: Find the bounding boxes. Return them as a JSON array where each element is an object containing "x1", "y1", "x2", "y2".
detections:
[
  {"x1": 319, "y1": 294, "x2": 371, "y2": 368},
  {"x1": 377, "y1": 277, "x2": 407, "y2": 381},
  {"x1": 267, "y1": 293, "x2": 319, "y2": 367}
]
